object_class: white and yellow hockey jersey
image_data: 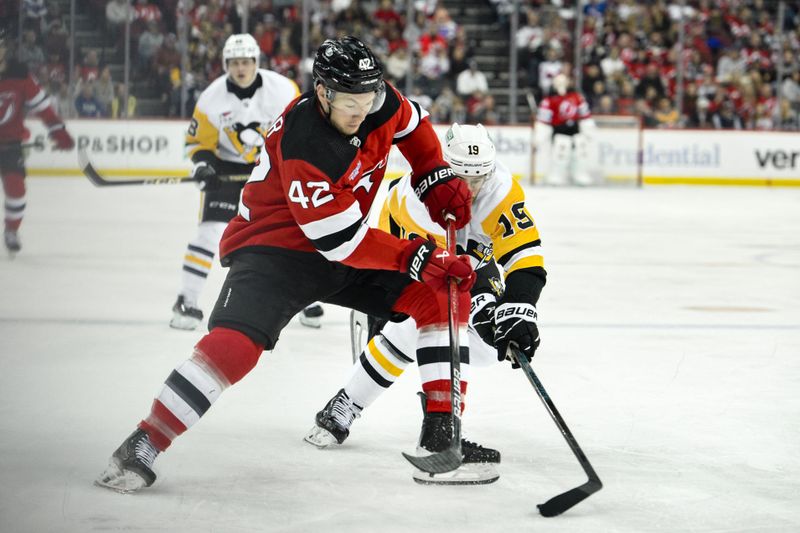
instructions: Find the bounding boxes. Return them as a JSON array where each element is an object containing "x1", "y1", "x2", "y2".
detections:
[
  {"x1": 185, "y1": 69, "x2": 300, "y2": 164},
  {"x1": 378, "y1": 162, "x2": 543, "y2": 276}
]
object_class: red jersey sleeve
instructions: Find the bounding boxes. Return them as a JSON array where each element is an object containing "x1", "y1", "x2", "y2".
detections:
[{"x1": 537, "y1": 97, "x2": 554, "y2": 125}]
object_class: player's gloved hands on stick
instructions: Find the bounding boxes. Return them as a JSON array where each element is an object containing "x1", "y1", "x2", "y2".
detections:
[
  {"x1": 48, "y1": 124, "x2": 74, "y2": 150},
  {"x1": 401, "y1": 236, "x2": 475, "y2": 292},
  {"x1": 494, "y1": 301, "x2": 540, "y2": 368},
  {"x1": 413, "y1": 165, "x2": 472, "y2": 230},
  {"x1": 193, "y1": 161, "x2": 221, "y2": 191},
  {"x1": 470, "y1": 291, "x2": 497, "y2": 347}
]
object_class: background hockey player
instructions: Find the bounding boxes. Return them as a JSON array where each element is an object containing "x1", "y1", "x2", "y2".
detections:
[
  {"x1": 0, "y1": 30, "x2": 74, "y2": 256},
  {"x1": 535, "y1": 73, "x2": 597, "y2": 186},
  {"x1": 172, "y1": 33, "x2": 323, "y2": 329},
  {"x1": 305, "y1": 123, "x2": 547, "y2": 485},
  {"x1": 96, "y1": 36, "x2": 479, "y2": 494}
]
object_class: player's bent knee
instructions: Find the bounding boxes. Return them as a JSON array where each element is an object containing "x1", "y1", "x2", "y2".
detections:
[{"x1": 194, "y1": 327, "x2": 264, "y2": 385}]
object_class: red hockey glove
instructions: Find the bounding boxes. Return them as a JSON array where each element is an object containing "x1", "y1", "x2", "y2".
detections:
[
  {"x1": 413, "y1": 165, "x2": 472, "y2": 230},
  {"x1": 401, "y1": 236, "x2": 476, "y2": 292},
  {"x1": 48, "y1": 125, "x2": 74, "y2": 150}
]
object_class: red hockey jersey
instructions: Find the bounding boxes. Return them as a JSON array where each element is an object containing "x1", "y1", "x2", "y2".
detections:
[
  {"x1": 0, "y1": 61, "x2": 56, "y2": 143},
  {"x1": 537, "y1": 91, "x2": 591, "y2": 128},
  {"x1": 220, "y1": 83, "x2": 445, "y2": 272}
]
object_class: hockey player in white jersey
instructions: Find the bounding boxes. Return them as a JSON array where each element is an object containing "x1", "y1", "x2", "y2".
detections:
[
  {"x1": 170, "y1": 33, "x2": 324, "y2": 330},
  {"x1": 305, "y1": 123, "x2": 547, "y2": 485}
]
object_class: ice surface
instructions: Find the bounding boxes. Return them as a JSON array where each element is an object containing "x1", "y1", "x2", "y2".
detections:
[{"x1": 1, "y1": 177, "x2": 799, "y2": 532}]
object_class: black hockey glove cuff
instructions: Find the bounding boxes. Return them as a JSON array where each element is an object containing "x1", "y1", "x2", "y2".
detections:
[
  {"x1": 493, "y1": 302, "x2": 540, "y2": 368},
  {"x1": 192, "y1": 161, "x2": 220, "y2": 191}
]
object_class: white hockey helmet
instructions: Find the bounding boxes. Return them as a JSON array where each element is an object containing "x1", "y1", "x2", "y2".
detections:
[
  {"x1": 443, "y1": 123, "x2": 496, "y2": 197},
  {"x1": 223, "y1": 33, "x2": 260, "y2": 72}
]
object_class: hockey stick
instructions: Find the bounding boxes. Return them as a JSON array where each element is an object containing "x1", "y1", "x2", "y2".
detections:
[
  {"x1": 78, "y1": 149, "x2": 249, "y2": 187},
  {"x1": 510, "y1": 346, "x2": 603, "y2": 517},
  {"x1": 402, "y1": 215, "x2": 463, "y2": 474}
]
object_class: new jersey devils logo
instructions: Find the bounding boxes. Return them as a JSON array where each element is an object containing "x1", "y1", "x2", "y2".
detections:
[{"x1": 0, "y1": 92, "x2": 18, "y2": 126}]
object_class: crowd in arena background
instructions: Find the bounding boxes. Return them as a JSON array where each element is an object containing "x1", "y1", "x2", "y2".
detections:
[{"x1": 8, "y1": 0, "x2": 800, "y2": 130}]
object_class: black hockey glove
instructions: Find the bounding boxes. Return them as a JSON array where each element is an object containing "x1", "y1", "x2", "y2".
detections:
[
  {"x1": 493, "y1": 301, "x2": 540, "y2": 368},
  {"x1": 470, "y1": 291, "x2": 497, "y2": 347},
  {"x1": 192, "y1": 161, "x2": 221, "y2": 191}
]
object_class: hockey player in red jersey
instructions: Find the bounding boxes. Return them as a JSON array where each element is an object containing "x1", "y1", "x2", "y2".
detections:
[
  {"x1": 96, "y1": 36, "x2": 480, "y2": 493},
  {"x1": 0, "y1": 32, "x2": 74, "y2": 255},
  {"x1": 535, "y1": 73, "x2": 597, "y2": 186}
]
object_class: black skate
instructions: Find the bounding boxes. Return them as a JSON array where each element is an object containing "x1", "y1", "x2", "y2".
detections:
[
  {"x1": 4, "y1": 230, "x2": 20, "y2": 257},
  {"x1": 95, "y1": 429, "x2": 159, "y2": 493},
  {"x1": 299, "y1": 303, "x2": 324, "y2": 329},
  {"x1": 169, "y1": 295, "x2": 203, "y2": 330},
  {"x1": 412, "y1": 395, "x2": 500, "y2": 485},
  {"x1": 304, "y1": 389, "x2": 362, "y2": 448}
]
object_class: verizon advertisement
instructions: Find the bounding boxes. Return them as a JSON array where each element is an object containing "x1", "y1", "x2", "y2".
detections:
[{"x1": 23, "y1": 119, "x2": 800, "y2": 185}]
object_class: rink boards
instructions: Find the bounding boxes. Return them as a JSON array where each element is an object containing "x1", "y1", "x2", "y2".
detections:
[{"x1": 22, "y1": 119, "x2": 800, "y2": 186}]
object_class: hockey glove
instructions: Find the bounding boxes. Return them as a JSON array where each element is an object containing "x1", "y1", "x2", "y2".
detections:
[
  {"x1": 470, "y1": 291, "x2": 497, "y2": 347},
  {"x1": 494, "y1": 301, "x2": 540, "y2": 368},
  {"x1": 192, "y1": 161, "x2": 221, "y2": 191},
  {"x1": 48, "y1": 125, "x2": 74, "y2": 150},
  {"x1": 401, "y1": 236, "x2": 475, "y2": 292},
  {"x1": 413, "y1": 165, "x2": 472, "y2": 230}
]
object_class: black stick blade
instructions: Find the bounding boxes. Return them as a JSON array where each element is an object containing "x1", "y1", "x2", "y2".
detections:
[
  {"x1": 402, "y1": 448, "x2": 462, "y2": 474},
  {"x1": 537, "y1": 479, "x2": 603, "y2": 517}
]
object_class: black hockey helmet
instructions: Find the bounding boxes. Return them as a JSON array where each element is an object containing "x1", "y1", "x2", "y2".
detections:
[{"x1": 313, "y1": 36, "x2": 384, "y2": 94}]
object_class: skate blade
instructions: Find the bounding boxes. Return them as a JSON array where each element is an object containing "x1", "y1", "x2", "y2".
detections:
[
  {"x1": 412, "y1": 463, "x2": 499, "y2": 486},
  {"x1": 298, "y1": 315, "x2": 322, "y2": 329},
  {"x1": 169, "y1": 314, "x2": 201, "y2": 330},
  {"x1": 94, "y1": 461, "x2": 149, "y2": 494},
  {"x1": 303, "y1": 425, "x2": 338, "y2": 448}
]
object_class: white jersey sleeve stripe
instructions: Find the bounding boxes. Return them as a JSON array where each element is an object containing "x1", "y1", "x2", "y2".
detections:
[
  {"x1": 317, "y1": 222, "x2": 369, "y2": 262},
  {"x1": 26, "y1": 90, "x2": 50, "y2": 114},
  {"x1": 393, "y1": 99, "x2": 429, "y2": 140},
  {"x1": 298, "y1": 201, "x2": 363, "y2": 240}
]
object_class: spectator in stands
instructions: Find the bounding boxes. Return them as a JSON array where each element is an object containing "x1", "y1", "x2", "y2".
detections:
[
  {"x1": 21, "y1": 0, "x2": 47, "y2": 33},
  {"x1": 138, "y1": 21, "x2": 164, "y2": 76},
  {"x1": 634, "y1": 64, "x2": 666, "y2": 101},
  {"x1": 780, "y1": 72, "x2": 800, "y2": 105},
  {"x1": 255, "y1": 15, "x2": 279, "y2": 61},
  {"x1": 418, "y1": 42, "x2": 450, "y2": 97},
  {"x1": 17, "y1": 30, "x2": 44, "y2": 72},
  {"x1": 654, "y1": 97, "x2": 681, "y2": 128},
  {"x1": 75, "y1": 80, "x2": 104, "y2": 118},
  {"x1": 42, "y1": 52, "x2": 67, "y2": 86},
  {"x1": 374, "y1": 0, "x2": 402, "y2": 28},
  {"x1": 753, "y1": 103, "x2": 774, "y2": 130},
  {"x1": 448, "y1": 39, "x2": 471, "y2": 81},
  {"x1": 429, "y1": 86, "x2": 461, "y2": 124},
  {"x1": 617, "y1": 79, "x2": 637, "y2": 115},
  {"x1": 132, "y1": 0, "x2": 163, "y2": 38},
  {"x1": 78, "y1": 50, "x2": 100, "y2": 83},
  {"x1": 153, "y1": 34, "x2": 182, "y2": 98},
  {"x1": 385, "y1": 46, "x2": 411, "y2": 86},
  {"x1": 50, "y1": 80, "x2": 74, "y2": 119},
  {"x1": 456, "y1": 59, "x2": 488, "y2": 98},
  {"x1": 774, "y1": 99, "x2": 799, "y2": 131},
  {"x1": 43, "y1": 18, "x2": 69, "y2": 63},
  {"x1": 538, "y1": 46, "x2": 563, "y2": 95},
  {"x1": 716, "y1": 47, "x2": 746, "y2": 84},
  {"x1": 433, "y1": 6, "x2": 458, "y2": 43},
  {"x1": 95, "y1": 66, "x2": 115, "y2": 117},
  {"x1": 711, "y1": 100, "x2": 743, "y2": 129},
  {"x1": 111, "y1": 83, "x2": 137, "y2": 119},
  {"x1": 600, "y1": 46, "x2": 626, "y2": 80},
  {"x1": 596, "y1": 94, "x2": 616, "y2": 114}
]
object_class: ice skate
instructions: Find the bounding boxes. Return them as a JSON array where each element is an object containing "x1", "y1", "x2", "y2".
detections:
[
  {"x1": 412, "y1": 395, "x2": 500, "y2": 485},
  {"x1": 299, "y1": 303, "x2": 324, "y2": 329},
  {"x1": 169, "y1": 295, "x2": 203, "y2": 330},
  {"x1": 4, "y1": 230, "x2": 20, "y2": 257},
  {"x1": 304, "y1": 388, "x2": 362, "y2": 448},
  {"x1": 95, "y1": 429, "x2": 159, "y2": 494}
]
